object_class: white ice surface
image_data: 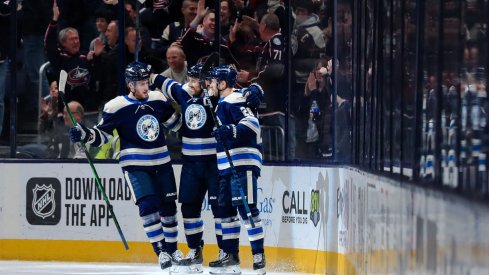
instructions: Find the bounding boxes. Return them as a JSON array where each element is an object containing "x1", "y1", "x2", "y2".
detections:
[{"x1": 0, "y1": 260, "x2": 312, "y2": 275}]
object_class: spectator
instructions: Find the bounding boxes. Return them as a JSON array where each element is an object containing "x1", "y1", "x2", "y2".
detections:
[
  {"x1": 300, "y1": 58, "x2": 333, "y2": 158},
  {"x1": 124, "y1": 26, "x2": 165, "y2": 73},
  {"x1": 234, "y1": 12, "x2": 295, "y2": 159},
  {"x1": 161, "y1": 0, "x2": 198, "y2": 54},
  {"x1": 290, "y1": 0, "x2": 326, "y2": 158},
  {"x1": 57, "y1": 0, "x2": 98, "y2": 52},
  {"x1": 89, "y1": 7, "x2": 114, "y2": 51},
  {"x1": 55, "y1": 101, "x2": 86, "y2": 158},
  {"x1": 180, "y1": 2, "x2": 216, "y2": 67},
  {"x1": 141, "y1": 0, "x2": 172, "y2": 56},
  {"x1": 267, "y1": 0, "x2": 288, "y2": 34},
  {"x1": 161, "y1": 45, "x2": 188, "y2": 83},
  {"x1": 232, "y1": 0, "x2": 254, "y2": 18},
  {"x1": 124, "y1": 0, "x2": 152, "y2": 49},
  {"x1": 39, "y1": 80, "x2": 60, "y2": 149},
  {"x1": 94, "y1": 129, "x2": 120, "y2": 159},
  {"x1": 63, "y1": 101, "x2": 87, "y2": 159},
  {"x1": 291, "y1": 0, "x2": 326, "y2": 96},
  {"x1": 45, "y1": 1, "x2": 97, "y2": 112},
  {"x1": 90, "y1": 20, "x2": 119, "y2": 105},
  {"x1": 228, "y1": 16, "x2": 261, "y2": 78},
  {"x1": 219, "y1": 0, "x2": 235, "y2": 44},
  {"x1": 180, "y1": 0, "x2": 239, "y2": 67}
]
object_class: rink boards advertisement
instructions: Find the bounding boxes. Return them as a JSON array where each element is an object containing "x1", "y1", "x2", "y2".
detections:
[
  {"x1": 0, "y1": 163, "x2": 338, "y2": 273},
  {"x1": 1, "y1": 163, "x2": 488, "y2": 274}
]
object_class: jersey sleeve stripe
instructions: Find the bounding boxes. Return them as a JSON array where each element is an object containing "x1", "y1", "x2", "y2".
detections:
[
  {"x1": 182, "y1": 143, "x2": 216, "y2": 150},
  {"x1": 182, "y1": 137, "x2": 216, "y2": 144},
  {"x1": 120, "y1": 151, "x2": 170, "y2": 161},
  {"x1": 239, "y1": 118, "x2": 260, "y2": 134},
  {"x1": 216, "y1": 151, "x2": 262, "y2": 164},
  {"x1": 120, "y1": 145, "x2": 169, "y2": 155},
  {"x1": 119, "y1": 157, "x2": 171, "y2": 167},
  {"x1": 162, "y1": 112, "x2": 181, "y2": 131}
]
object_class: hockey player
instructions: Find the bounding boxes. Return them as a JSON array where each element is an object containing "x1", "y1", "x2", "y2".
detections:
[
  {"x1": 208, "y1": 65, "x2": 266, "y2": 275},
  {"x1": 68, "y1": 62, "x2": 185, "y2": 272},
  {"x1": 150, "y1": 62, "x2": 264, "y2": 273}
]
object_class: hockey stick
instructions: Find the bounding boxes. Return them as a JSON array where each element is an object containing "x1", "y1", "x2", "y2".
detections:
[
  {"x1": 200, "y1": 53, "x2": 256, "y2": 228},
  {"x1": 58, "y1": 70, "x2": 129, "y2": 250}
]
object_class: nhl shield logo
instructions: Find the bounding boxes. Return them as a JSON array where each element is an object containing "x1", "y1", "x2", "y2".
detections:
[
  {"x1": 26, "y1": 178, "x2": 61, "y2": 225},
  {"x1": 32, "y1": 184, "x2": 56, "y2": 219},
  {"x1": 310, "y1": 190, "x2": 320, "y2": 227}
]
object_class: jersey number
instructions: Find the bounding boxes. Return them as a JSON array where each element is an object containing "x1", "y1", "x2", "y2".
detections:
[
  {"x1": 240, "y1": 106, "x2": 255, "y2": 118},
  {"x1": 273, "y1": 49, "x2": 282, "y2": 60}
]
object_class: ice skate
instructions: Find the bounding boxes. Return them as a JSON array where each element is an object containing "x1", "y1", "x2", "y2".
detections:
[
  {"x1": 209, "y1": 250, "x2": 241, "y2": 275},
  {"x1": 158, "y1": 249, "x2": 185, "y2": 273},
  {"x1": 175, "y1": 246, "x2": 204, "y2": 274},
  {"x1": 252, "y1": 252, "x2": 266, "y2": 274}
]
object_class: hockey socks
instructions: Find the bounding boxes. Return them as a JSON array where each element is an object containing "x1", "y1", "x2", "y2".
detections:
[
  {"x1": 214, "y1": 217, "x2": 223, "y2": 249},
  {"x1": 161, "y1": 215, "x2": 178, "y2": 253},
  {"x1": 183, "y1": 217, "x2": 204, "y2": 249},
  {"x1": 141, "y1": 212, "x2": 165, "y2": 255},
  {"x1": 244, "y1": 216, "x2": 265, "y2": 254},
  {"x1": 220, "y1": 216, "x2": 241, "y2": 253}
]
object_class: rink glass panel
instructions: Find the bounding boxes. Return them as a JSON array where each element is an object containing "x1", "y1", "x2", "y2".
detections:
[{"x1": 0, "y1": 0, "x2": 488, "y2": 199}]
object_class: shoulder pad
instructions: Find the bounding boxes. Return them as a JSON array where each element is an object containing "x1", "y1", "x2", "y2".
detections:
[{"x1": 103, "y1": 96, "x2": 131, "y2": 114}]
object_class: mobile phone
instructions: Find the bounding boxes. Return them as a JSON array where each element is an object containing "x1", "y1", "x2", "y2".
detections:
[{"x1": 237, "y1": 11, "x2": 243, "y2": 22}]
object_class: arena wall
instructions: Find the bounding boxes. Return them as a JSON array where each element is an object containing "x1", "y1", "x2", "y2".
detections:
[{"x1": 0, "y1": 163, "x2": 488, "y2": 274}]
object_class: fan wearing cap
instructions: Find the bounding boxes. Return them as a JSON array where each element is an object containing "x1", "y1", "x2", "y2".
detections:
[{"x1": 68, "y1": 61, "x2": 186, "y2": 272}]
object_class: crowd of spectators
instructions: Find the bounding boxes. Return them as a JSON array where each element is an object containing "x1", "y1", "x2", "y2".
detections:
[{"x1": 1, "y1": 0, "x2": 334, "y2": 161}]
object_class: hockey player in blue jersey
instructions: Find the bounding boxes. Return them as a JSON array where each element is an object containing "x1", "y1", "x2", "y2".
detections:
[
  {"x1": 208, "y1": 65, "x2": 266, "y2": 275},
  {"x1": 150, "y1": 62, "x2": 264, "y2": 274},
  {"x1": 68, "y1": 62, "x2": 186, "y2": 272}
]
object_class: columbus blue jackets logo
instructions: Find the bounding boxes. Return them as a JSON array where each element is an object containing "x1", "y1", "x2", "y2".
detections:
[
  {"x1": 185, "y1": 104, "x2": 207, "y2": 130},
  {"x1": 67, "y1": 66, "x2": 90, "y2": 88},
  {"x1": 26, "y1": 178, "x2": 61, "y2": 225},
  {"x1": 310, "y1": 190, "x2": 320, "y2": 227},
  {"x1": 137, "y1": 114, "x2": 160, "y2": 141}
]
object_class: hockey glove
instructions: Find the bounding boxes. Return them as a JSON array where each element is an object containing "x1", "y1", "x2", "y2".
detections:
[
  {"x1": 69, "y1": 123, "x2": 90, "y2": 143},
  {"x1": 212, "y1": 124, "x2": 238, "y2": 144},
  {"x1": 230, "y1": 173, "x2": 244, "y2": 206},
  {"x1": 243, "y1": 83, "x2": 264, "y2": 109}
]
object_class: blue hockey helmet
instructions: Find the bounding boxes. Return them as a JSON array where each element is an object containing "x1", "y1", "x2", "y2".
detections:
[
  {"x1": 125, "y1": 61, "x2": 151, "y2": 83},
  {"x1": 188, "y1": 63, "x2": 204, "y2": 78},
  {"x1": 210, "y1": 65, "x2": 237, "y2": 87}
]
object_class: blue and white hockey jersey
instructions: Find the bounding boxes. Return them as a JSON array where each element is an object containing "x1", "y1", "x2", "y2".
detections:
[
  {"x1": 153, "y1": 76, "x2": 218, "y2": 161},
  {"x1": 88, "y1": 91, "x2": 181, "y2": 171},
  {"x1": 215, "y1": 92, "x2": 263, "y2": 176}
]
